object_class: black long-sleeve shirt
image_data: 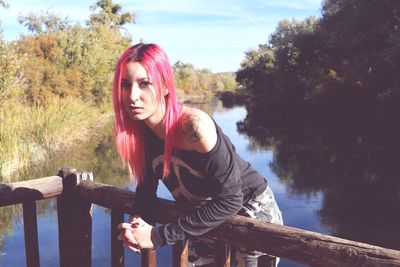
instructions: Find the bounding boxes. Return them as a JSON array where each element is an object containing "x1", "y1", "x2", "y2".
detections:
[{"x1": 133, "y1": 121, "x2": 267, "y2": 245}]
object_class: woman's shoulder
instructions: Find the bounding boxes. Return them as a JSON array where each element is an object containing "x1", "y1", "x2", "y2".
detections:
[{"x1": 178, "y1": 106, "x2": 217, "y2": 153}]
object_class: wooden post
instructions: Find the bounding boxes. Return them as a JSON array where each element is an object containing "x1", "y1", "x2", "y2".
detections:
[
  {"x1": 57, "y1": 167, "x2": 76, "y2": 267},
  {"x1": 172, "y1": 240, "x2": 188, "y2": 267},
  {"x1": 214, "y1": 240, "x2": 230, "y2": 267},
  {"x1": 75, "y1": 172, "x2": 93, "y2": 267},
  {"x1": 111, "y1": 209, "x2": 125, "y2": 267},
  {"x1": 57, "y1": 168, "x2": 93, "y2": 267},
  {"x1": 22, "y1": 201, "x2": 40, "y2": 267},
  {"x1": 258, "y1": 255, "x2": 276, "y2": 267},
  {"x1": 141, "y1": 249, "x2": 156, "y2": 267}
]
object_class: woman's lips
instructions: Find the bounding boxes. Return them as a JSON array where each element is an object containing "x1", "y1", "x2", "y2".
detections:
[{"x1": 128, "y1": 106, "x2": 143, "y2": 113}]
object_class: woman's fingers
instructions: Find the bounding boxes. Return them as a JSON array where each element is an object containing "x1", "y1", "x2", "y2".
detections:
[
  {"x1": 117, "y1": 219, "x2": 150, "y2": 252},
  {"x1": 118, "y1": 233, "x2": 141, "y2": 253},
  {"x1": 127, "y1": 245, "x2": 141, "y2": 253},
  {"x1": 118, "y1": 222, "x2": 134, "y2": 230}
]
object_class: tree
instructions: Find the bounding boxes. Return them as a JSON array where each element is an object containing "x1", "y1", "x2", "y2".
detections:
[
  {"x1": 0, "y1": 38, "x2": 25, "y2": 105},
  {"x1": 88, "y1": 0, "x2": 135, "y2": 28},
  {"x1": 16, "y1": 7, "x2": 131, "y2": 105},
  {"x1": 237, "y1": 0, "x2": 400, "y2": 146},
  {"x1": 18, "y1": 10, "x2": 70, "y2": 35}
]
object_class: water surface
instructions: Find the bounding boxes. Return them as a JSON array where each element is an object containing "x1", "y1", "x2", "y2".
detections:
[{"x1": 1, "y1": 101, "x2": 398, "y2": 267}]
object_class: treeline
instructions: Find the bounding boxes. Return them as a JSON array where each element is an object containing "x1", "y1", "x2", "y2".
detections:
[
  {"x1": 236, "y1": 0, "x2": 400, "y2": 147},
  {"x1": 174, "y1": 61, "x2": 236, "y2": 98}
]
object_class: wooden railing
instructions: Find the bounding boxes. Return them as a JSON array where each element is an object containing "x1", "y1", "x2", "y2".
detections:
[{"x1": 1, "y1": 167, "x2": 400, "y2": 267}]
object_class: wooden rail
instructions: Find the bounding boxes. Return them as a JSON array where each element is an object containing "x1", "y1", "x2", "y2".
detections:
[{"x1": 1, "y1": 168, "x2": 400, "y2": 267}]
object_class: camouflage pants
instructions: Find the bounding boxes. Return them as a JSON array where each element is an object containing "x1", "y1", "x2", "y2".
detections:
[{"x1": 188, "y1": 186, "x2": 283, "y2": 267}]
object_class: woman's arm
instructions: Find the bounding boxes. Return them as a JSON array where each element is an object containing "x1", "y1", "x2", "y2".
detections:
[
  {"x1": 132, "y1": 166, "x2": 159, "y2": 223},
  {"x1": 159, "y1": 108, "x2": 244, "y2": 245}
]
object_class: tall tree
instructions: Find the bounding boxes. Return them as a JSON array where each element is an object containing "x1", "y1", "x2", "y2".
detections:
[
  {"x1": 89, "y1": 0, "x2": 135, "y2": 28},
  {"x1": 18, "y1": 10, "x2": 70, "y2": 35}
]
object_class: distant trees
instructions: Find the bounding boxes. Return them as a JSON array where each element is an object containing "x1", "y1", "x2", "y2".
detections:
[
  {"x1": 173, "y1": 61, "x2": 236, "y2": 98},
  {"x1": 237, "y1": 0, "x2": 400, "y2": 146}
]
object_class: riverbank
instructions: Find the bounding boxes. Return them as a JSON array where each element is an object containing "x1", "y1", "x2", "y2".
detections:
[{"x1": 0, "y1": 97, "x2": 103, "y2": 181}]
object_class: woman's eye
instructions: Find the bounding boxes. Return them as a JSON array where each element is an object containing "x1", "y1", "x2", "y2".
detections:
[
  {"x1": 121, "y1": 81, "x2": 131, "y2": 90},
  {"x1": 140, "y1": 81, "x2": 152, "y2": 87}
]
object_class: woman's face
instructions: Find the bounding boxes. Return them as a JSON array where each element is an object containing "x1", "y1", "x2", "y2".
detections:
[{"x1": 121, "y1": 61, "x2": 165, "y2": 124}]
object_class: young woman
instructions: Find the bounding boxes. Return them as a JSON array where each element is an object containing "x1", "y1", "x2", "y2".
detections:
[{"x1": 115, "y1": 43, "x2": 283, "y2": 266}]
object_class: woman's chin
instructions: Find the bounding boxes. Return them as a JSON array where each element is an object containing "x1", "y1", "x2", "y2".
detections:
[{"x1": 127, "y1": 113, "x2": 147, "y2": 121}]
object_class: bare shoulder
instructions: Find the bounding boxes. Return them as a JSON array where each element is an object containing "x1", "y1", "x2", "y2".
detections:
[{"x1": 179, "y1": 106, "x2": 217, "y2": 153}]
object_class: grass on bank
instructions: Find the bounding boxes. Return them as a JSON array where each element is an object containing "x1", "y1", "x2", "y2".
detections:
[{"x1": 0, "y1": 97, "x2": 101, "y2": 180}]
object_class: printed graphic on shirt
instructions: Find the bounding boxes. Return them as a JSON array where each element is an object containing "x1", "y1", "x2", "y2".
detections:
[{"x1": 152, "y1": 154, "x2": 212, "y2": 204}]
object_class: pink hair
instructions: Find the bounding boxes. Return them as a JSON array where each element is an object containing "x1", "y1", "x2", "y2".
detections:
[{"x1": 112, "y1": 43, "x2": 181, "y2": 184}]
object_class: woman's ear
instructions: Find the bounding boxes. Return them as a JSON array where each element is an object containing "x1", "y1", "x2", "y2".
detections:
[{"x1": 163, "y1": 88, "x2": 169, "y2": 96}]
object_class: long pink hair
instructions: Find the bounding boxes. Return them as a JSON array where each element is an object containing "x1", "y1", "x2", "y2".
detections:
[{"x1": 112, "y1": 43, "x2": 181, "y2": 184}]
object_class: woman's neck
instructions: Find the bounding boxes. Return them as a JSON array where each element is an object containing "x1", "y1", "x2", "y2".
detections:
[{"x1": 144, "y1": 106, "x2": 167, "y2": 140}]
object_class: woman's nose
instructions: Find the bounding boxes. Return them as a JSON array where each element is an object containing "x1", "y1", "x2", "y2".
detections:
[{"x1": 129, "y1": 83, "x2": 140, "y2": 102}]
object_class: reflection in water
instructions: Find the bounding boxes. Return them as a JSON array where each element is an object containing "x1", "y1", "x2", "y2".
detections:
[{"x1": 237, "y1": 109, "x2": 400, "y2": 250}]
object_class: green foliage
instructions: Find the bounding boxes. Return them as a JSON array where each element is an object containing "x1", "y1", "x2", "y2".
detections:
[
  {"x1": 236, "y1": 45, "x2": 275, "y2": 98},
  {"x1": 237, "y1": 0, "x2": 400, "y2": 145},
  {"x1": 0, "y1": 38, "x2": 25, "y2": 105},
  {"x1": 89, "y1": 0, "x2": 135, "y2": 28},
  {"x1": 173, "y1": 61, "x2": 237, "y2": 98},
  {"x1": 15, "y1": 8, "x2": 131, "y2": 105},
  {"x1": 0, "y1": 97, "x2": 100, "y2": 178},
  {"x1": 18, "y1": 11, "x2": 70, "y2": 34}
]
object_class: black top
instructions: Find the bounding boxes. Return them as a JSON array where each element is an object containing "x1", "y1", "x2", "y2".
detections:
[{"x1": 133, "y1": 120, "x2": 267, "y2": 245}]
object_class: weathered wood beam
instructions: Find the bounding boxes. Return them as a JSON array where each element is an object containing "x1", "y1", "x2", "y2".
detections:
[
  {"x1": 0, "y1": 176, "x2": 63, "y2": 207},
  {"x1": 76, "y1": 180, "x2": 400, "y2": 267}
]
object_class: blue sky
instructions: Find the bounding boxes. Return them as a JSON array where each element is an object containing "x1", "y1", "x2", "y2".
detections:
[{"x1": 0, "y1": 0, "x2": 322, "y2": 72}]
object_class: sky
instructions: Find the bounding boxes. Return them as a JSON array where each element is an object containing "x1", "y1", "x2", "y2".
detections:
[{"x1": 0, "y1": 0, "x2": 323, "y2": 72}]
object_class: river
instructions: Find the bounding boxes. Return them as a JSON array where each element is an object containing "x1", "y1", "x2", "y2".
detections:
[{"x1": 1, "y1": 100, "x2": 399, "y2": 266}]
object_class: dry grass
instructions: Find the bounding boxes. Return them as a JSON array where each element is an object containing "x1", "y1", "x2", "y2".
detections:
[{"x1": 0, "y1": 97, "x2": 101, "y2": 179}]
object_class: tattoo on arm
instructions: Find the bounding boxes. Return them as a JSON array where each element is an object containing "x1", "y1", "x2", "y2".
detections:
[{"x1": 183, "y1": 114, "x2": 203, "y2": 143}]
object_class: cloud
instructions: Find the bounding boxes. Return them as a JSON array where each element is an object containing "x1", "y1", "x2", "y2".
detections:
[{"x1": 260, "y1": 0, "x2": 322, "y2": 10}]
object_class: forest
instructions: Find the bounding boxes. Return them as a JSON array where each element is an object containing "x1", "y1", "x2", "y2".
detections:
[{"x1": 235, "y1": 0, "x2": 400, "y2": 148}]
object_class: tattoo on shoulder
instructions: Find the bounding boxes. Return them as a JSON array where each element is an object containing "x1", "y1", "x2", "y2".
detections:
[{"x1": 182, "y1": 114, "x2": 203, "y2": 143}]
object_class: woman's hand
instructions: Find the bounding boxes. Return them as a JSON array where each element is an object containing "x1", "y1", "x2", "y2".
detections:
[
  {"x1": 117, "y1": 216, "x2": 154, "y2": 253},
  {"x1": 117, "y1": 218, "x2": 140, "y2": 253}
]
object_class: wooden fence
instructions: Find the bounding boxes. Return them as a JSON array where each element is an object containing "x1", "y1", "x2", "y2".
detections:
[{"x1": 1, "y1": 167, "x2": 400, "y2": 267}]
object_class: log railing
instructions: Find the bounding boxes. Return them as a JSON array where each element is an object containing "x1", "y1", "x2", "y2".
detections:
[{"x1": 1, "y1": 168, "x2": 400, "y2": 267}]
